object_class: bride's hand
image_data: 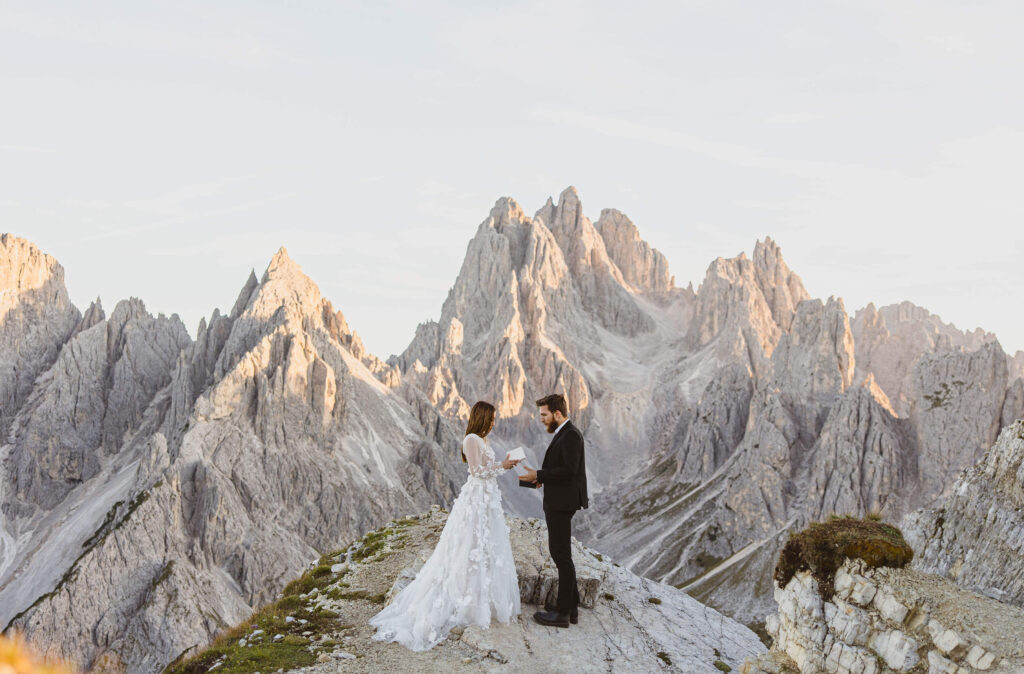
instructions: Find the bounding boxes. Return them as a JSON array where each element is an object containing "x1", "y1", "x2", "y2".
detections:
[{"x1": 501, "y1": 456, "x2": 520, "y2": 470}]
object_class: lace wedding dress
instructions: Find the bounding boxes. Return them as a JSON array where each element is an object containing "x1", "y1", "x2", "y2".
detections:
[{"x1": 368, "y1": 433, "x2": 521, "y2": 651}]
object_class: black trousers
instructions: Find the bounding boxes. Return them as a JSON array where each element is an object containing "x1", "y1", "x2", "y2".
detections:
[{"x1": 544, "y1": 508, "x2": 580, "y2": 614}]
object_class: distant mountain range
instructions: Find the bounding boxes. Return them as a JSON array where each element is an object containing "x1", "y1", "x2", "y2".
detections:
[{"x1": 1, "y1": 188, "x2": 1020, "y2": 671}]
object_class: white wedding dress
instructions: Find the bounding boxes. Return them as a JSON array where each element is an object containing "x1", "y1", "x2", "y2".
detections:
[{"x1": 369, "y1": 432, "x2": 521, "y2": 651}]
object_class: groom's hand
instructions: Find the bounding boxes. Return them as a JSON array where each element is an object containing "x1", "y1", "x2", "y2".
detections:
[{"x1": 520, "y1": 465, "x2": 538, "y2": 483}]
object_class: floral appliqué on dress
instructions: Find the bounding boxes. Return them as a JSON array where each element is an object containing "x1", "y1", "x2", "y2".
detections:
[{"x1": 368, "y1": 433, "x2": 521, "y2": 651}]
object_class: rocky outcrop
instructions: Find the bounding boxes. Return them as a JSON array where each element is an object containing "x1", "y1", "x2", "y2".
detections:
[
  {"x1": 173, "y1": 507, "x2": 767, "y2": 673},
  {"x1": 902, "y1": 420, "x2": 1024, "y2": 607},
  {"x1": 743, "y1": 558, "x2": 1024, "y2": 673}
]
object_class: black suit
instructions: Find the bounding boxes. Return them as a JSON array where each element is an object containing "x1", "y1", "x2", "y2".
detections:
[
  {"x1": 536, "y1": 419, "x2": 588, "y2": 511},
  {"x1": 535, "y1": 419, "x2": 588, "y2": 614}
]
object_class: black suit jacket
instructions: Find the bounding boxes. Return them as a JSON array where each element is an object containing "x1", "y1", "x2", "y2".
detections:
[{"x1": 536, "y1": 419, "x2": 589, "y2": 511}]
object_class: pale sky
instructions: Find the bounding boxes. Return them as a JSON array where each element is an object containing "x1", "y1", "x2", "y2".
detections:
[{"x1": 2, "y1": 1, "x2": 1022, "y2": 359}]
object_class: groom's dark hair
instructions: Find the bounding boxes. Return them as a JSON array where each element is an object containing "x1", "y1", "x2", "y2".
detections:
[{"x1": 535, "y1": 393, "x2": 568, "y2": 417}]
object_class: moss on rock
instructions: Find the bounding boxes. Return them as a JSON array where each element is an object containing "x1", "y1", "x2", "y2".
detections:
[{"x1": 773, "y1": 516, "x2": 913, "y2": 598}]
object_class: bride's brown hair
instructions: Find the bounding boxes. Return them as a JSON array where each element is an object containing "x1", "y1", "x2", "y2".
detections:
[{"x1": 463, "y1": 401, "x2": 496, "y2": 462}]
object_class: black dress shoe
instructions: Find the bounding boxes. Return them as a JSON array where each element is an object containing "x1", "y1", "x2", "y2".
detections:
[
  {"x1": 544, "y1": 601, "x2": 578, "y2": 624},
  {"x1": 533, "y1": 610, "x2": 570, "y2": 628}
]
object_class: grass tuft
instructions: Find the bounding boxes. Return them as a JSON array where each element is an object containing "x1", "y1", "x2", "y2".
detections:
[
  {"x1": 164, "y1": 552, "x2": 351, "y2": 673},
  {"x1": 350, "y1": 527, "x2": 405, "y2": 562},
  {"x1": 333, "y1": 590, "x2": 386, "y2": 604}
]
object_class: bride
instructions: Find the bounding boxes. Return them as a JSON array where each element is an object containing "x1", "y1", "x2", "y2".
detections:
[{"x1": 369, "y1": 400, "x2": 522, "y2": 651}]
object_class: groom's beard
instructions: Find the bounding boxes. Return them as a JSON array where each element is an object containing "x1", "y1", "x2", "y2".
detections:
[{"x1": 545, "y1": 419, "x2": 558, "y2": 433}]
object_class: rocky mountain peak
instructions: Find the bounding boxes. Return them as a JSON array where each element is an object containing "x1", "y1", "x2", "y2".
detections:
[
  {"x1": 685, "y1": 238, "x2": 810, "y2": 379},
  {"x1": 108, "y1": 296, "x2": 152, "y2": 327},
  {"x1": 240, "y1": 247, "x2": 325, "y2": 325},
  {"x1": 264, "y1": 246, "x2": 299, "y2": 278},
  {"x1": 230, "y1": 270, "x2": 259, "y2": 319},
  {"x1": 0, "y1": 234, "x2": 71, "y2": 317},
  {"x1": 533, "y1": 186, "x2": 609, "y2": 268},
  {"x1": 207, "y1": 247, "x2": 403, "y2": 412},
  {"x1": 74, "y1": 298, "x2": 105, "y2": 335},
  {"x1": 486, "y1": 196, "x2": 528, "y2": 230},
  {"x1": 860, "y1": 371, "x2": 897, "y2": 416},
  {"x1": 594, "y1": 208, "x2": 674, "y2": 293},
  {"x1": 534, "y1": 187, "x2": 658, "y2": 335},
  {"x1": 536, "y1": 185, "x2": 582, "y2": 230},
  {"x1": 0, "y1": 234, "x2": 81, "y2": 438},
  {"x1": 852, "y1": 298, "x2": 1005, "y2": 417},
  {"x1": 752, "y1": 235, "x2": 810, "y2": 331}
]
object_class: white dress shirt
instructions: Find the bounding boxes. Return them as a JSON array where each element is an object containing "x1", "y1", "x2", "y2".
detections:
[{"x1": 553, "y1": 417, "x2": 570, "y2": 436}]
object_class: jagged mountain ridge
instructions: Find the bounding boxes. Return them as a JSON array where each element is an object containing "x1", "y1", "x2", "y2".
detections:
[
  {"x1": 0, "y1": 241, "x2": 463, "y2": 672},
  {"x1": 389, "y1": 186, "x2": 1024, "y2": 626}
]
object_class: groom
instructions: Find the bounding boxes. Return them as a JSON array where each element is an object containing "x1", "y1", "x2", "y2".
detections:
[{"x1": 519, "y1": 393, "x2": 589, "y2": 628}]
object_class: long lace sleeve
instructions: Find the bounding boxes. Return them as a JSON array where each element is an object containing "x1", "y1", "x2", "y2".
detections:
[{"x1": 464, "y1": 434, "x2": 505, "y2": 479}]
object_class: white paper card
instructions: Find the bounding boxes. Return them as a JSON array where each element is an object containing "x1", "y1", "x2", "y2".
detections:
[{"x1": 508, "y1": 446, "x2": 531, "y2": 476}]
